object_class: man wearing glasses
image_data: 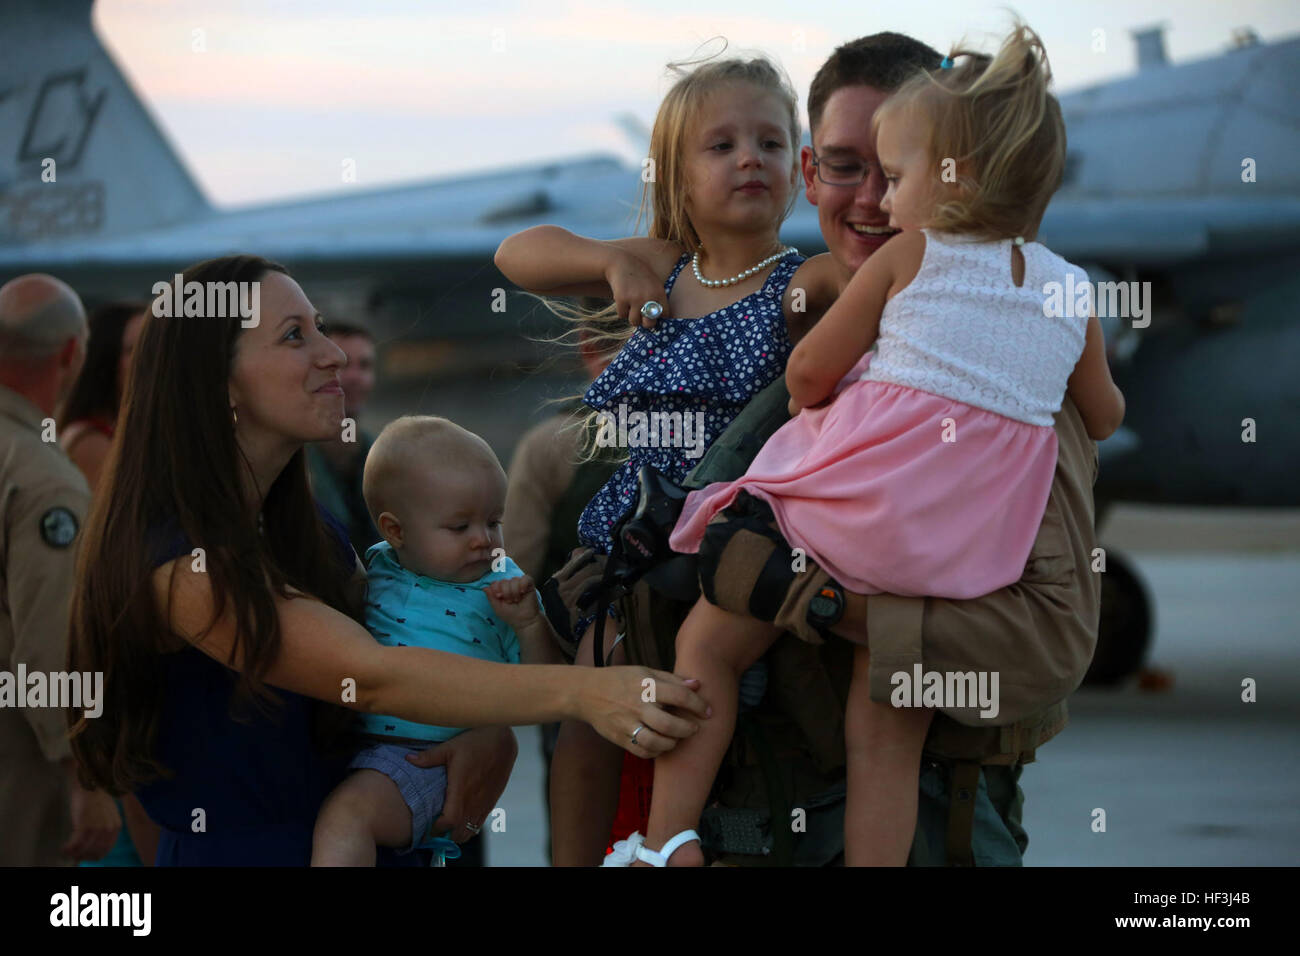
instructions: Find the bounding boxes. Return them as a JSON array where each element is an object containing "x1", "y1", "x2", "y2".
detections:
[{"x1": 692, "y1": 32, "x2": 1101, "y2": 865}]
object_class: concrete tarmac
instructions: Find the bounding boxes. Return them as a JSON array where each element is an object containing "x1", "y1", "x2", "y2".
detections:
[
  {"x1": 482, "y1": 509, "x2": 1300, "y2": 867},
  {"x1": 1022, "y1": 550, "x2": 1299, "y2": 866}
]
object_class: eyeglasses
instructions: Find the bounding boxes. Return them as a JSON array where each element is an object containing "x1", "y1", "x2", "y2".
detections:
[{"x1": 810, "y1": 150, "x2": 877, "y2": 187}]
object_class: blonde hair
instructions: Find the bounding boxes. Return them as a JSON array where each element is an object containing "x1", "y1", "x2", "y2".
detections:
[
  {"x1": 544, "y1": 46, "x2": 801, "y2": 344},
  {"x1": 362, "y1": 415, "x2": 502, "y2": 528},
  {"x1": 875, "y1": 21, "x2": 1066, "y2": 240},
  {"x1": 640, "y1": 46, "x2": 801, "y2": 253},
  {"x1": 541, "y1": 45, "x2": 801, "y2": 461}
]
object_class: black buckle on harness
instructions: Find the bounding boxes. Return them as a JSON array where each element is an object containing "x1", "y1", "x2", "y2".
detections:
[
  {"x1": 695, "y1": 491, "x2": 847, "y2": 639},
  {"x1": 579, "y1": 464, "x2": 690, "y2": 666},
  {"x1": 807, "y1": 582, "x2": 845, "y2": 632}
]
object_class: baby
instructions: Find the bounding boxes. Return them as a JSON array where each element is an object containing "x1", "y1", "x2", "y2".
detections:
[{"x1": 311, "y1": 415, "x2": 560, "y2": 866}]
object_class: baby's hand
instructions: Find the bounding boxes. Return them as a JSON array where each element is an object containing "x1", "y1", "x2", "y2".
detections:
[{"x1": 486, "y1": 574, "x2": 541, "y2": 631}]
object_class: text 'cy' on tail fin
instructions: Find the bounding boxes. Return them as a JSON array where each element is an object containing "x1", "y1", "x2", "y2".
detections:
[{"x1": 0, "y1": 0, "x2": 210, "y2": 249}]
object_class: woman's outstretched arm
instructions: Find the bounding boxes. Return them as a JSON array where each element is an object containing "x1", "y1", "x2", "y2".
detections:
[{"x1": 153, "y1": 560, "x2": 708, "y2": 755}]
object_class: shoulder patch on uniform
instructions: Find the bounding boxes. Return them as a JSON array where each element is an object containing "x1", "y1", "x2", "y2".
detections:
[{"x1": 40, "y1": 507, "x2": 79, "y2": 548}]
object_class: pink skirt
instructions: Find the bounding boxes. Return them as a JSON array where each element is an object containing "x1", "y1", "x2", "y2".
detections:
[{"x1": 669, "y1": 370, "x2": 1058, "y2": 600}]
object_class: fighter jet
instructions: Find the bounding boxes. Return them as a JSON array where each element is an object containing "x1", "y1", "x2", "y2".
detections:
[
  {"x1": 1036, "y1": 26, "x2": 1300, "y2": 681},
  {"x1": 3, "y1": 2, "x2": 1297, "y2": 681}
]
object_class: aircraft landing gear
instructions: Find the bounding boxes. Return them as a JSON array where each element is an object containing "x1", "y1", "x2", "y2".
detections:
[{"x1": 1084, "y1": 548, "x2": 1154, "y2": 686}]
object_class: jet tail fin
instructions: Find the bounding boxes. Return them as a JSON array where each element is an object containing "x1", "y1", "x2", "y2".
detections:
[{"x1": 0, "y1": 0, "x2": 209, "y2": 249}]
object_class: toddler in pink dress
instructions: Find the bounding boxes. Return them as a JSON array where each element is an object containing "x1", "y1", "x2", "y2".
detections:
[{"x1": 669, "y1": 228, "x2": 1087, "y2": 598}]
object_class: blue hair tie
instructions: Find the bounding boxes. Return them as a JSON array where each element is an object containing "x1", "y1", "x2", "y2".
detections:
[{"x1": 940, "y1": 56, "x2": 953, "y2": 69}]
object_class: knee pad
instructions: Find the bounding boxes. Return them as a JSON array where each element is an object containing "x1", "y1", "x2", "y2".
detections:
[
  {"x1": 697, "y1": 492, "x2": 847, "y2": 645},
  {"x1": 697, "y1": 492, "x2": 794, "y2": 621}
]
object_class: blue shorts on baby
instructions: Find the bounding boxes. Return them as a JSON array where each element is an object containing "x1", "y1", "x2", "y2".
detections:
[
  {"x1": 348, "y1": 740, "x2": 449, "y2": 853},
  {"x1": 350, "y1": 541, "x2": 541, "y2": 854}
]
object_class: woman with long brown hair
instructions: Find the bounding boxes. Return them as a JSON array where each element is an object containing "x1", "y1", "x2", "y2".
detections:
[
  {"x1": 57, "y1": 298, "x2": 159, "y2": 866},
  {"x1": 67, "y1": 255, "x2": 706, "y2": 865}
]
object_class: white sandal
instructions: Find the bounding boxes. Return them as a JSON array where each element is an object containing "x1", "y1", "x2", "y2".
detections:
[{"x1": 601, "y1": 829, "x2": 701, "y2": 867}]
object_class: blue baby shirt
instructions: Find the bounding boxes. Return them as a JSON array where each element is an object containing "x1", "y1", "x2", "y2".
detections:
[{"x1": 357, "y1": 541, "x2": 540, "y2": 742}]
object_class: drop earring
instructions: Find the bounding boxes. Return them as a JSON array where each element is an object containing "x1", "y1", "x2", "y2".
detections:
[{"x1": 231, "y1": 406, "x2": 238, "y2": 426}]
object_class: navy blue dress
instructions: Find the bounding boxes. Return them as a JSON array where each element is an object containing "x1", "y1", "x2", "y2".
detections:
[
  {"x1": 136, "y1": 510, "x2": 425, "y2": 866},
  {"x1": 572, "y1": 252, "x2": 803, "y2": 637},
  {"x1": 577, "y1": 252, "x2": 803, "y2": 553}
]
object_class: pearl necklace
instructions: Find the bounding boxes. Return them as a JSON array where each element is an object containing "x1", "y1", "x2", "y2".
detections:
[{"x1": 691, "y1": 245, "x2": 798, "y2": 288}]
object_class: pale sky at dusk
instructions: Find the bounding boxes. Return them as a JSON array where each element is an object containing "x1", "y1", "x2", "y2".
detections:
[{"x1": 94, "y1": 0, "x2": 1300, "y2": 207}]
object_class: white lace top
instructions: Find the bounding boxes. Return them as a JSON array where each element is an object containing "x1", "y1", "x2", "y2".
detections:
[{"x1": 861, "y1": 229, "x2": 1090, "y2": 427}]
